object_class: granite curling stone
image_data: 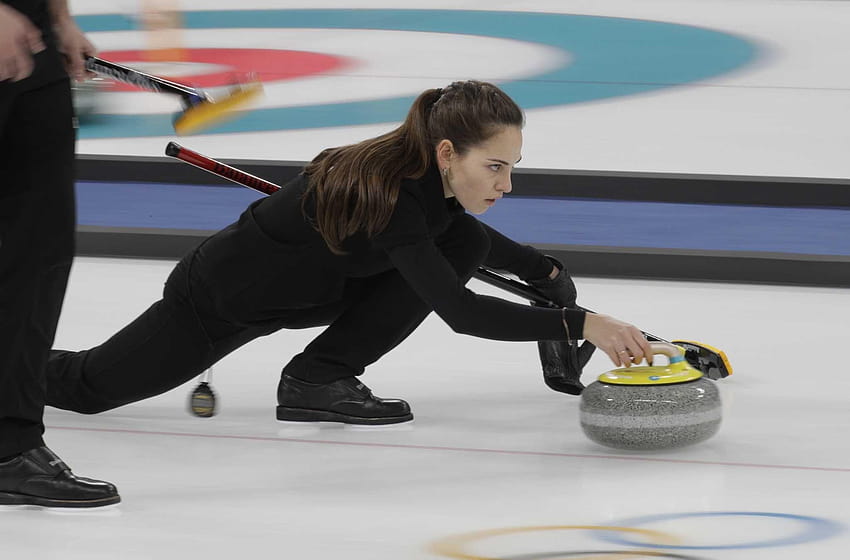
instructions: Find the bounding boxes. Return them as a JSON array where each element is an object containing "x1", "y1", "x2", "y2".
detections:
[{"x1": 579, "y1": 342, "x2": 721, "y2": 451}]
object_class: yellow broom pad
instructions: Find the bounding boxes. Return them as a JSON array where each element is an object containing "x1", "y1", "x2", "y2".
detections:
[
  {"x1": 672, "y1": 339, "x2": 734, "y2": 375},
  {"x1": 173, "y1": 82, "x2": 263, "y2": 135}
]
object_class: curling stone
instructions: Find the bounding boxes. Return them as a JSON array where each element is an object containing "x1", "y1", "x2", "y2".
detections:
[{"x1": 579, "y1": 342, "x2": 721, "y2": 451}]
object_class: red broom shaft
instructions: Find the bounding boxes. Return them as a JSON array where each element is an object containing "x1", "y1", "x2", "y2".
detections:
[{"x1": 165, "y1": 142, "x2": 280, "y2": 196}]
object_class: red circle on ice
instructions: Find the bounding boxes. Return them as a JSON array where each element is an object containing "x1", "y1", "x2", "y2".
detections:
[{"x1": 99, "y1": 48, "x2": 351, "y2": 90}]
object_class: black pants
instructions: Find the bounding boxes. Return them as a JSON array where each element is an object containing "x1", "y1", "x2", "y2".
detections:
[
  {"x1": 46, "y1": 214, "x2": 490, "y2": 414},
  {"x1": 0, "y1": 79, "x2": 76, "y2": 457}
]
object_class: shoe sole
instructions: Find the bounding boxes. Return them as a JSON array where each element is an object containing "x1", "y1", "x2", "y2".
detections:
[
  {"x1": 276, "y1": 406, "x2": 413, "y2": 425},
  {"x1": 0, "y1": 492, "x2": 121, "y2": 508}
]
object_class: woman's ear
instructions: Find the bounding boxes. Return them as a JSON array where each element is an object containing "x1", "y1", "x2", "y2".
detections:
[{"x1": 435, "y1": 139, "x2": 454, "y2": 170}]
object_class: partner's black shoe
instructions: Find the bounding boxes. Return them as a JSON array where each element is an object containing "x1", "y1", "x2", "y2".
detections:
[
  {"x1": 277, "y1": 375, "x2": 413, "y2": 425},
  {"x1": 0, "y1": 447, "x2": 120, "y2": 508}
]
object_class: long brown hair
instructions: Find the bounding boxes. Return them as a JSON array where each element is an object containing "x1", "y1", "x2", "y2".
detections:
[{"x1": 303, "y1": 80, "x2": 524, "y2": 253}]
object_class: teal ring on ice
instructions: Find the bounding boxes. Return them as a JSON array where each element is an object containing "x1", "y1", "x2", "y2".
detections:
[{"x1": 75, "y1": 9, "x2": 758, "y2": 138}]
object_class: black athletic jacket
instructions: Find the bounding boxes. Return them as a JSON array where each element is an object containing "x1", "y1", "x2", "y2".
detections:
[{"x1": 189, "y1": 164, "x2": 585, "y2": 341}]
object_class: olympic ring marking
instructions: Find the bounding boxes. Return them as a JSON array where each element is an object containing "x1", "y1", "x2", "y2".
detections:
[
  {"x1": 428, "y1": 525, "x2": 682, "y2": 560},
  {"x1": 502, "y1": 552, "x2": 705, "y2": 560},
  {"x1": 74, "y1": 9, "x2": 756, "y2": 137},
  {"x1": 598, "y1": 511, "x2": 845, "y2": 550}
]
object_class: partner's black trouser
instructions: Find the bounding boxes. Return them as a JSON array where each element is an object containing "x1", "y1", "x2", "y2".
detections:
[
  {"x1": 46, "y1": 214, "x2": 490, "y2": 414},
  {"x1": 0, "y1": 78, "x2": 76, "y2": 456}
]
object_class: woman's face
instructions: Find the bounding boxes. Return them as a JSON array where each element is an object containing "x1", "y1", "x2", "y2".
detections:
[{"x1": 438, "y1": 126, "x2": 522, "y2": 215}]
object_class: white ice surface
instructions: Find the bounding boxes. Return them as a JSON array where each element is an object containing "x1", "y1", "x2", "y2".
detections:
[
  {"x1": 71, "y1": 0, "x2": 850, "y2": 179},
  {"x1": 3, "y1": 256, "x2": 847, "y2": 559}
]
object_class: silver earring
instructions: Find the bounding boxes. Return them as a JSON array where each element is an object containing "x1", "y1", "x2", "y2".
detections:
[{"x1": 442, "y1": 168, "x2": 449, "y2": 177}]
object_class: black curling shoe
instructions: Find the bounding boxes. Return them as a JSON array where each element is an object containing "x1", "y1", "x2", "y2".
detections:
[
  {"x1": 0, "y1": 447, "x2": 120, "y2": 508},
  {"x1": 277, "y1": 375, "x2": 413, "y2": 425}
]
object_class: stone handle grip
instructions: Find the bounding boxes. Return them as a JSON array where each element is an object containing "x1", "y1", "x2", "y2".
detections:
[{"x1": 649, "y1": 342, "x2": 686, "y2": 364}]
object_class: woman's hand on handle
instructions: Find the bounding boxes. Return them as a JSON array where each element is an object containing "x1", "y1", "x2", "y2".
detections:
[
  {"x1": 52, "y1": 16, "x2": 96, "y2": 82},
  {"x1": 582, "y1": 313, "x2": 653, "y2": 368}
]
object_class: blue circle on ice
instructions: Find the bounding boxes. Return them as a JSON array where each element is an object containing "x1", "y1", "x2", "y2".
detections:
[
  {"x1": 75, "y1": 9, "x2": 757, "y2": 137},
  {"x1": 599, "y1": 512, "x2": 845, "y2": 550}
]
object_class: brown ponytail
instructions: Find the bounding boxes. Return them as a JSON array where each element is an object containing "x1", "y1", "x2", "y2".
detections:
[{"x1": 304, "y1": 81, "x2": 523, "y2": 254}]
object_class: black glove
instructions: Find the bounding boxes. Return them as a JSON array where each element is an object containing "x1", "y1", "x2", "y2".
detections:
[
  {"x1": 529, "y1": 256, "x2": 594, "y2": 394},
  {"x1": 527, "y1": 256, "x2": 577, "y2": 309},
  {"x1": 537, "y1": 338, "x2": 596, "y2": 395}
]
